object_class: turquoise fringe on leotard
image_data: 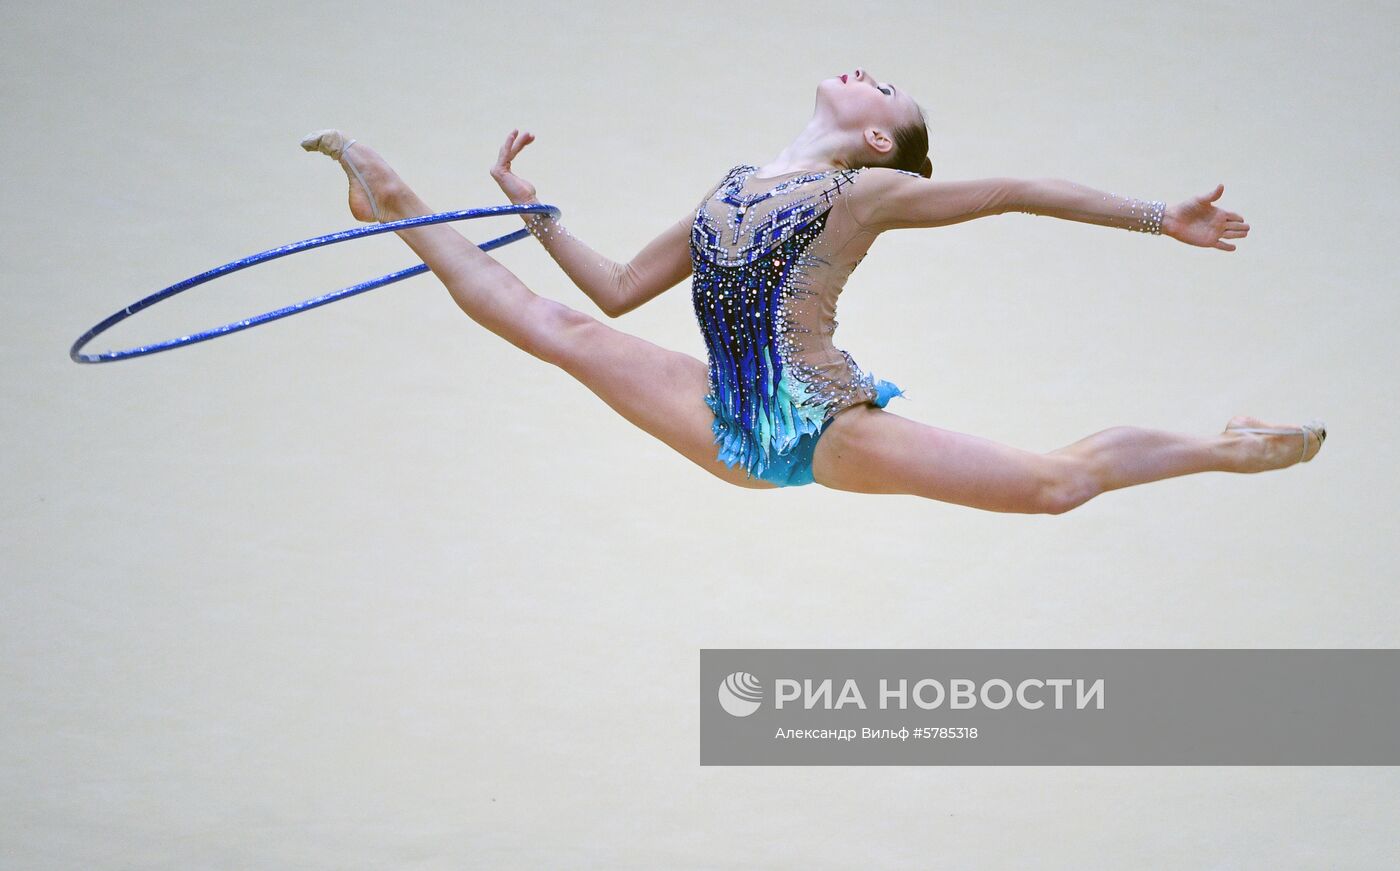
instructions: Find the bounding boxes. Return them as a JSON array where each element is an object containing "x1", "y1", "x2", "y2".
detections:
[{"x1": 705, "y1": 369, "x2": 906, "y2": 485}]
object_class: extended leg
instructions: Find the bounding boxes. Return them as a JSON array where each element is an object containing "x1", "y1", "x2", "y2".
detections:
[
  {"x1": 811, "y1": 404, "x2": 1313, "y2": 514},
  {"x1": 307, "y1": 135, "x2": 775, "y2": 489}
]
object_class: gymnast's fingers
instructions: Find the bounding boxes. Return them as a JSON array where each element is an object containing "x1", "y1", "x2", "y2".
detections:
[{"x1": 495, "y1": 130, "x2": 516, "y2": 167}]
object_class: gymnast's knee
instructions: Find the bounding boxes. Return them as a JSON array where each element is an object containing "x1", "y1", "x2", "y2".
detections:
[{"x1": 530, "y1": 300, "x2": 606, "y2": 368}]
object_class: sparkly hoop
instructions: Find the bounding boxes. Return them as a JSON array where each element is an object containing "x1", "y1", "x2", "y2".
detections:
[{"x1": 70, "y1": 204, "x2": 561, "y2": 363}]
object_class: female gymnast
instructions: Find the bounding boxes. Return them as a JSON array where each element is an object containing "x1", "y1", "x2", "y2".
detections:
[{"x1": 301, "y1": 66, "x2": 1324, "y2": 514}]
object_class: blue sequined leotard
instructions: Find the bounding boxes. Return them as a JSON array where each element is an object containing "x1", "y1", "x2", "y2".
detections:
[{"x1": 689, "y1": 163, "x2": 907, "y2": 485}]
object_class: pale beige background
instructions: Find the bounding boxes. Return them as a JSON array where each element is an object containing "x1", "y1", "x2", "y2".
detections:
[{"x1": 4, "y1": 1, "x2": 1398, "y2": 868}]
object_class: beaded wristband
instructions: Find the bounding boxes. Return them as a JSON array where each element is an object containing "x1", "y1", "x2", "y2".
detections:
[
  {"x1": 1139, "y1": 199, "x2": 1167, "y2": 235},
  {"x1": 1100, "y1": 191, "x2": 1167, "y2": 235},
  {"x1": 1123, "y1": 196, "x2": 1166, "y2": 234}
]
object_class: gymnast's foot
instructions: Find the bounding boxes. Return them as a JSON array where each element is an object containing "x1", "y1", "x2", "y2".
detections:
[
  {"x1": 1223, "y1": 415, "x2": 1326, "y2": 471},
  {"x1": 300, "y1": 129, "x2": 406, "y2": 223}
]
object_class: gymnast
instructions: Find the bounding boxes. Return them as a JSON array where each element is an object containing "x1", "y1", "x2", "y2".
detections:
[{"x1": 300, "y1": 66, "x2": 1324, "y2": 513}]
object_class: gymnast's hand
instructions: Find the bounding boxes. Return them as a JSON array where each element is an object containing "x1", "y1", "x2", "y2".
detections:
[
  {"x1": 1163, "y1": 184, "x2": 1250, "y2": 251},
  {"x1": 491, "y1": 128, "x2": 539, "y2": 204}
]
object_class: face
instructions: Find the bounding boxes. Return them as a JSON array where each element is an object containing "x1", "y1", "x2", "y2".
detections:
[{"x1": 816, "y1": 67, "x2": 922, "y2": 152}]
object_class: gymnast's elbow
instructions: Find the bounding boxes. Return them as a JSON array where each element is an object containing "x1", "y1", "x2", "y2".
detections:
[
  {"x1": 1001, "y1": 177, "x2": 1047, "y2": 217},
  {"x1": 598, "y1": 263, "x2": 632, "y2": 319}
]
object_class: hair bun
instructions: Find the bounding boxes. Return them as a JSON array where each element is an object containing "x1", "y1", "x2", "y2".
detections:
[{"x1": 919, "y1": 156, "x2": 933, "y2": 178}]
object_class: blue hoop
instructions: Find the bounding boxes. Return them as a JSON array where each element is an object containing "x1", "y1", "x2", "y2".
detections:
[{"x1": 70, "y1": 203, "x2": 561, "y2": 363}]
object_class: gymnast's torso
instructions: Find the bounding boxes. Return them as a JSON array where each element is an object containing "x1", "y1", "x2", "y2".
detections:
[{"x1": 689, "y1": 163, "x2": 909, "y2": 480}]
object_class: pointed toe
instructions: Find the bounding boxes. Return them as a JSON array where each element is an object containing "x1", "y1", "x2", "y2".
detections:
[
  {"x1": 1224, "y1": 417, "x2": 1328, "y2": 466},
  {"x1": 299, "y1": 129, "x2": 353, "y2": 159},
  {"x1": 1302, "y1": 420, "x2": 1327, "y2": 462}
]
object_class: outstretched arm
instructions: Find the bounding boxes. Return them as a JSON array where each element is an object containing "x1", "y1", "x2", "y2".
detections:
[
  {"x1": 852, "y1": 167, "x2": 1249, "y2": 250},
  {"x1": 489, "y1": 129, "x2": 692, "y2": 318}
]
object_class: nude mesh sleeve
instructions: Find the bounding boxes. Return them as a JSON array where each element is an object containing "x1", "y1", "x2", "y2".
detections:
[{"x1": 1012, "y1": 178, "x2": 1167, "y2": 234}]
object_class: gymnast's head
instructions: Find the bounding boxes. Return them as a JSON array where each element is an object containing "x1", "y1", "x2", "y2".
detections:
[{"x1": 815, "y1": 67, "x2": 931, "y2": 178}]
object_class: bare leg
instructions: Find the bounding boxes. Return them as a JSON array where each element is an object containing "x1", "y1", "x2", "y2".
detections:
[
  {"x1": 309, "y1": 136, "x2": 777, "y2": 490},
  {"x1": 812, "y1": 405, "x2": 1321, "y2": 514}
]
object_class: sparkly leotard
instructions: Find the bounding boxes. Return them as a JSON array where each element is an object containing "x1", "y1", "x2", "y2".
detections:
[{"x1": 689, "y1": 163, "x2": 909, "y2": 485}]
